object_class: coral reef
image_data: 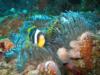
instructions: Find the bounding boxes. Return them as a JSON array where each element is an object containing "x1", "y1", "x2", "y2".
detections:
[{"x1": 0, "y1": 11, "x2": 99, "y2": 75}]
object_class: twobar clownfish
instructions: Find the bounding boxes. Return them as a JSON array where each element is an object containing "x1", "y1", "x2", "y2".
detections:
[{"x1": 28, "y1": 28, "x2": 45, "y2": 48}]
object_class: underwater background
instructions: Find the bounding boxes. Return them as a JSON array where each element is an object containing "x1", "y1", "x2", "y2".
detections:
[{"x1": 0, "y1": 0, "x2": 100, "y2": 75}]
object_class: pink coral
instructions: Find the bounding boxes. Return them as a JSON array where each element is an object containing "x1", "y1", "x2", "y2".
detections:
[
  {"x1": 57, "y1": 47, "x2": 70, "y2": 63},
  {"x1": 69, "y1": 40, "x2": 82, "y2": 59},
  {"x1": 37, "y1": 61, "x2": 61, "y2": 75}
]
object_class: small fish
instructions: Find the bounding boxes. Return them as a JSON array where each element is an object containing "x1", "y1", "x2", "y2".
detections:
[{"x1": 29, "y1": 28, "x2": 45, "y2": 48}]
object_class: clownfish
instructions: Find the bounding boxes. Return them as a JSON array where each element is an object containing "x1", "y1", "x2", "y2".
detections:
[{"x1": 29, "y1": 28, "x2": 45, "y2": 48}]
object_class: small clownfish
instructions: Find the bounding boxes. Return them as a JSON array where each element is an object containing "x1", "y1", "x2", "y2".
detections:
[{"x1": 29, "y1": 28, "x2": 45, "y2": 48}]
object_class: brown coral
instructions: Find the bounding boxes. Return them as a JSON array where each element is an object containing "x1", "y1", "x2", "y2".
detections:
[{"x1": 79, "y1": 32, "x2": 94, "y2": 70}]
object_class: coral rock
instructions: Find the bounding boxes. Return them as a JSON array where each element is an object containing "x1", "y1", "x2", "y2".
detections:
[
  {"x1": 57, "y1": 47, "x2": 70, "y2": 63},
  {"x1": 80, "y1": 32, "x2": 94, "y2": 70}
]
